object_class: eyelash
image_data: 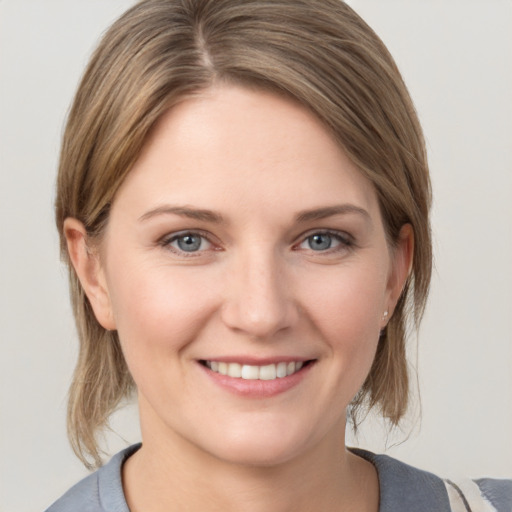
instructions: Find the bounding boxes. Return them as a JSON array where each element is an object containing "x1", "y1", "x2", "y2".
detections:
[
  {"x1": 158, "y1": 230, "x2": 217, "y2": 257},
  {"x1": 158, "y1": 229, "x2": 355, "y2": 257},
  {"x1": 295, "y1": 230, "x2": 354, "y2": 254}
]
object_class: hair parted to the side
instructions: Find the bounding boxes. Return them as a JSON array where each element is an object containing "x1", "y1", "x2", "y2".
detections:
[{"x1": 56, "y1": 0, "x2": 432, "y2": 469}]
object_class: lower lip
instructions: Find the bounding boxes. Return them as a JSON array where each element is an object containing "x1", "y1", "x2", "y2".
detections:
[{"x1": 198, "y1": 362, "x2": 315, "y2": 398}]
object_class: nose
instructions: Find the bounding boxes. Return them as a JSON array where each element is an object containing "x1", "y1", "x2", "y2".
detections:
[{"x1": 220, "y1": 250, "x2": 299, "y2": 339}]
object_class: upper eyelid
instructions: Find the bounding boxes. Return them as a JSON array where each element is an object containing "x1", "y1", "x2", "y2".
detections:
[
  {"x1": 159, "y1": 230, "x2": 219, "y2": 251},
  {"x1": 157, "y1": 228, "x2": 354, "y2": 250},
  {"x1": 295, "y1": 228, "x2": 354, "y2": 244},
  {"x1": 160, "y1": 229, "x2": 213, "y2": 243}
]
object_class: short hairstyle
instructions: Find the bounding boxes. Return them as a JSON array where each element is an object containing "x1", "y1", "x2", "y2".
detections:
[{"x1": 56, "y1": 0, "x2": 432, "y2": 468}]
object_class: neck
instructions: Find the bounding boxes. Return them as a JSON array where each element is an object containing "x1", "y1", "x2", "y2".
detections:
[{"x1": 123, "y1": 419, "x2": 379, "y2": 512}]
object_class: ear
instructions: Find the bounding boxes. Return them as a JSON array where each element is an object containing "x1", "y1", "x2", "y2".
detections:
[
  {"x1": 63, "y1": 218, "x2": 116, "y2": 330},
  {"x1": 384, "y1": 223, "x2": 414, "y2": 323}
]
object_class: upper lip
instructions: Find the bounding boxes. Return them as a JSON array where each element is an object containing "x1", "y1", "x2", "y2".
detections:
[{"x1": 199, "y1": 356, "x2": 315, "y2": 365}]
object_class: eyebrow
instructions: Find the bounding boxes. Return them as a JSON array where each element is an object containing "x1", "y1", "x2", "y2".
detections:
[
  {"x1": 138, "y1": 205, "x2": 224, "y2": 223},
  {"x1": 295, "y1": 204, "x2": 371, "y2": 223},
  {"x1": 138, "y1": 203, "x2": 370, "y2": 225}
]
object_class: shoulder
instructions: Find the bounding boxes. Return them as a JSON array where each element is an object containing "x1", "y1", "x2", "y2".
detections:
[
  {"x1": 352, "y1": 448, "x2": 453, "y2": 512},
  {"x1": 351, "y1": 448, "x2": 512, "y2": 512},
  {"x1": 445, "y1": 477, "x2": 512, "y2": 512},
  {"x1": 44, "y1": 444, "x2": 141, "y2": 512},
  {"x1": 44, "y1": 471, "x2": 101, "y2": 512}
]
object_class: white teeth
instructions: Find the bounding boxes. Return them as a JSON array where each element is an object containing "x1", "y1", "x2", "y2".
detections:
[
  {"x1": 206, "y1": 361, "x2": 307, "y2": 380},
  {"x1": 241, "y1": 365, "x2": 260, "y2": 380},
  {"x1": 227, "y1": 362, "x2": 242, "y2": 378},
  {"x1": 276, "y1": 362, "x2": 288, "y2": 378},
  {"x1": 259, "y1": 364, "x2": 277, "y2": 380}
]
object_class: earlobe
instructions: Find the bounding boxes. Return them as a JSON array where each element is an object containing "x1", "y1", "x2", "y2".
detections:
[
  {"x1": 385, "y1": 224, "x2": 414, "y2": 320},
  {"x1": 63, "y1": 218, "x2": 116, "y2": 330}
]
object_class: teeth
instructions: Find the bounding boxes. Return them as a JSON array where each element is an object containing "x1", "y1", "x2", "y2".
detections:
[
  {"x1": 218, "y1": 362, "x2": 228, "y2": 375},
  {"x1": 276, "y1": 362, "x2": 287, "y2": 378},
  {"x1": 241, "y1": 364, "x2": 259, "y2": 379},
  {"x1": 259, "y1": 364, "x2": 276, "y2": 380},
  {"x1": 227, "y1": 362, "x2": 242, "y2": 378},
  {"x1": 205, "y1": 361, "x2": 306, "y2": 380}
]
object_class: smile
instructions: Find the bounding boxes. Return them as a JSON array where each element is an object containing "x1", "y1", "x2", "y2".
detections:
[{"x1": 203, "y1": 361, "x2": 308, "y2": 380}]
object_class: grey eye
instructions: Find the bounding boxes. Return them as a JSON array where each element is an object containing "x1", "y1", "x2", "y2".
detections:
[
  {"x1": 307, "y1": 233, "x2": 333, "y2": 251},
  {"x1": 175, "y1": 234, "x2": 204, "y2": 252}
]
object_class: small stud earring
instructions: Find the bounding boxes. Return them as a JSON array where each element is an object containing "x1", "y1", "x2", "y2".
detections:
[{"x1": 382, "y1": 311, "x2": 389, "y2": 321}]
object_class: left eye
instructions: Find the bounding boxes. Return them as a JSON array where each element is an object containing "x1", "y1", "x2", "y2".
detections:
[
  {"x1": 168, "y1": 233, "x2": 211, "y2": 253},
  {"x1": 299, "y1": 232, "x2": 347, "y2": 251}
]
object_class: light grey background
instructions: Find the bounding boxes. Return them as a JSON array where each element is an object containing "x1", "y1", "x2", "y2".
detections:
[{"x1": 0, "y1": 1, "x2": 511, "y2": 511}]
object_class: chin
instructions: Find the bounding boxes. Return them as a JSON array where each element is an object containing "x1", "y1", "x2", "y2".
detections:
[
  {"x1": 193, "y1": 416, "x2": 329, "y2": 468},
  {"x1": 208, "y1": 436, "x2": 305, "y2": 468}
]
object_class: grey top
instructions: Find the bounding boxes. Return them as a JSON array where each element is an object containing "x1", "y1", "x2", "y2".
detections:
[{"x1": 45, "y1": 444, "x2": 512, "y2": 512}]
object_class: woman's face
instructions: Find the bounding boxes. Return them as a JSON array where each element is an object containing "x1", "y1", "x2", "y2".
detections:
[{"x1": 78, "y1": 85, "x2": 410, "y2": 466}]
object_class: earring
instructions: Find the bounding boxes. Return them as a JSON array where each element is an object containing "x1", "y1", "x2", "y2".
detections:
[{"x1": 382, "y1": 311, "x2": 389, "y2": 321}]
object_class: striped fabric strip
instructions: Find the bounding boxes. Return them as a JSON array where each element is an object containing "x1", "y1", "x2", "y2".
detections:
[{"x1": 445, "y1": 479, "x2": 498, "y2": 512}]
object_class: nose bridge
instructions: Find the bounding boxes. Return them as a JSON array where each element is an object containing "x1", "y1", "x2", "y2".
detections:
[{"x1": 221, "y1": 244, "x2": 297, "y2": 338}]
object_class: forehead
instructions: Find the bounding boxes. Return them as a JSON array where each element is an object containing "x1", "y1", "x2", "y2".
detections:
[{"x1": 114, "y1": 84, "x2": 380, "y2": 222}]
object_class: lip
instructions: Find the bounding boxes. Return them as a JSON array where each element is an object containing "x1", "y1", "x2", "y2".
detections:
[
  {"x1": 201, "y1": 355, "x2": 311, "y2": 365},
  {"x1": 197, "y1": 358, "x2": 316, "y2": 398}
]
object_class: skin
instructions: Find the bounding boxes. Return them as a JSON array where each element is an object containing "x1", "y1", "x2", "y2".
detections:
[{"x1": 65, "y1": 84, "x2": 413, "y2": 512}]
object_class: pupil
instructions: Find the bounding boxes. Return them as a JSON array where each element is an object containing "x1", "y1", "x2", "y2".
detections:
[
  {"x1": 178, "y1": 235, "x2": 201, "y2": 252},
  {"x1": 310, "y1": 234, "x2": 331, "y2": 250}
]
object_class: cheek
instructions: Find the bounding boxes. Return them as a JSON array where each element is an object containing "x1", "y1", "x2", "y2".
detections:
[
  {"x1": 105, "y1": 260, "x2": 221, "y2": 363},
  {"x1": 302, "y1": 263, "x2": 387, "y2": 375},
  {"x1": 307, "y1": 263, "x2": 386, "y2": 331}
]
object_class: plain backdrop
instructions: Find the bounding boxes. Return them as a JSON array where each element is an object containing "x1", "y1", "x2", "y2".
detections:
[{"x1": 0, "y1": 1, "x2": 511, "y2": 510}]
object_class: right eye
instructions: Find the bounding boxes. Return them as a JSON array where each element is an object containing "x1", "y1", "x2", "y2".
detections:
[{"x1": 162, "y1": 231, "x2": 213, "y2": 254}]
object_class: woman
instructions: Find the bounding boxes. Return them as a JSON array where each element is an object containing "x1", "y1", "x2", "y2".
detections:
[{"x1": 46, "y1": 1, "x2": 511, "y2": 511}]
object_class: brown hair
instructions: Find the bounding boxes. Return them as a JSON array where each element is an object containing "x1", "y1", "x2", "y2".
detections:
[{"x1": 56, "y1": 0, "x2": 431, "y2": 468}]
